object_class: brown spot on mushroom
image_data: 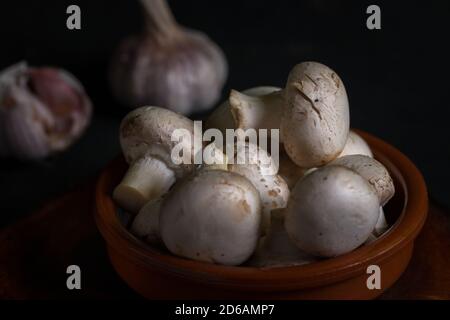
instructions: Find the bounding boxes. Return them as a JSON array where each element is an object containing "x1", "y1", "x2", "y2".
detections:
[
  {"x1": 268, "y1": 190, "x2": 278, "y2": 197},
  {"x1": 241, "y1": 200, "x2": 250, "y2": 213},
  {"x1": 234, "y1": 200, "x2": 251, "y2": 222}
]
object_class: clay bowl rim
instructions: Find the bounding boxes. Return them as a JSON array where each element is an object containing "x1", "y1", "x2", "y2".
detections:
[{"x1": 94, "y1": 129, "x2": 428, "y2": 291}]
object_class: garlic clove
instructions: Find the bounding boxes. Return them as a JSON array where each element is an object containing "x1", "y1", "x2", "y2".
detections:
[{"x1": 0, "y1": 62, "x2": 92, "y2": 160}]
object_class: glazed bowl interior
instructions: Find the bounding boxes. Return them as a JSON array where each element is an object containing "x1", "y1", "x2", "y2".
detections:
[{"x1": 95, "y1": 129, "x2": 428, "y2": 292}]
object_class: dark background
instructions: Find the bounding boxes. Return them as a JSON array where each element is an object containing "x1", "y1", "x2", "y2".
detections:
[{"x1": 0, "y1": 0, "x2": 449, "y2": 227}]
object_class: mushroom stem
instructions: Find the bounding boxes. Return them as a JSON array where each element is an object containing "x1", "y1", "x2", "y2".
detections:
[
  {"x1": 205, "y1": 86, "x2": 281, "y2": 134},
  {"x1": 229, "y1": 89, "x2": 284, "y2": 133},
  {"x1": 113, "y1": 156, "x2": 175, "y2": 214},
  {"x1": 140, "y1": 0, "x2": 182, "y2": 43}
]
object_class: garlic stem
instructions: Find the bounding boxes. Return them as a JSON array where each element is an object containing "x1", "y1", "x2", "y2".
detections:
[
  {"x1": 113, "y1": 156, "x2": 176, "y2": 214},
  {"x1": 140, "y1": 0, "x2": 182, "y2": 42}
]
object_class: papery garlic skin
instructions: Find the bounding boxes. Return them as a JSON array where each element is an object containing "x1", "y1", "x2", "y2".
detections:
[
  {"x1": 109, "y1": 0, "x2": 227, "y2": 115},
  {"x1": 0, "y1": 62, "x2": 92, "y2": 160}
]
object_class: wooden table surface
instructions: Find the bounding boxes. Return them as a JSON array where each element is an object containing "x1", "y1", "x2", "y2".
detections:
[{"x1": 0, "y1": 184, "x2": 449, "y2": 300}]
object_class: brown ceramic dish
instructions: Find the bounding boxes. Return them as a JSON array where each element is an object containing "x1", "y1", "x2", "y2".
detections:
[{"x1": 94, "y1": 130, "x2": 428, "y2": 299}]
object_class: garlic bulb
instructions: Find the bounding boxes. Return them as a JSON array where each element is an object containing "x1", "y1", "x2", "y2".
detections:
[
  {"x1": 0, "y1": 62, "x2": 92, "y2": 160},
  {"x1": 109, "y1": 0, "x2": 227, "y2": 115}
]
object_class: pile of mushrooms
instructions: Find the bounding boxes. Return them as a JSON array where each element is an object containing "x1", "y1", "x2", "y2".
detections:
[{"x1": 114, "y1": 61, "x2": 395, "y2": 267}]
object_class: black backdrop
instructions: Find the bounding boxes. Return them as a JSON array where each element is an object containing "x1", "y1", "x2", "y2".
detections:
[{"x1": 0, "y1": 0, "x2": 449, "y2": 226}]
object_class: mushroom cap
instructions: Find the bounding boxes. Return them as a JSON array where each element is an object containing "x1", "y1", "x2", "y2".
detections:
[
  {"x1": 281, "y1": 62, "x2": 350, "y2": 168},
  {"x1": 120, "y1": 106, "x2": 195, "y2": 176},
  {"x1": 285, "y1": 165, "x2": 380, "y2": 257},
  {"x1": 205, "y1": 86, "x2": 282, "y2": 133},
  {"x1": 365, "y1": 207, "x2": 389, "y2": 244},
  {"x1": 130, "y1": 198, "x2": 162, "y2": 244},
  {"x1": 338, "y1": 130, "x2": 373, "y2": 158},
  {"x1": 159, "y1": 170, "x2": 262, "y2": 266},
  {"x1": 374, "y1": 206, "x2": 388, "y2": 237},
  {"x1": 330, "y1": 155, "x2": 395, "y2": 206}
]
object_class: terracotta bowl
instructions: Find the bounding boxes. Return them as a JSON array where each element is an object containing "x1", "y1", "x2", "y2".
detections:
[{"x1": 94, "y1": 130, "x2": 428, "y2": 299}]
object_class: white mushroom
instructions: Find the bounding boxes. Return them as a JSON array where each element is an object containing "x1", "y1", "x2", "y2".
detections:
[
  {"x1": 229, "y1": 89, "x2": 283, "y2": 134},
  {"x1": 338, "y1": 130, "x2": 373, "y2": 158},
  {"x1": 330, "y1": 155, "x2": 395, "y2": 206},
  {"x1": 205, "y1": 86, "x2": 281, "y2": 133},
  {"x1": 130, "y1": 198, "x2": 162, "y2": 245},
  {"x1": 281, "y1": 62, "x2": 350, "y2": 168},
  {"x1": 113, "y1": 106, "x2": 194, "y2": 214},
  {"x1": 247, "y1": 209, "x2": 316, "y2": 268},
  {"x1": 228, "y1": 142, "x2": 289, "y2": 233},
  {"x1": 285, "y1": 165, "x2": 380, "y2": 257},
  {"x1": 159, "y1": 170, "x2": 262, "y2": 266}
]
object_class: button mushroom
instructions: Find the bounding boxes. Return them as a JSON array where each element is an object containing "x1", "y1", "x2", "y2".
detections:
[
  {"x1": 228, "y1": 88, "x2": 283, "y2": 134},
  {"x1": 159, "y1": 170, "x2": 262, "y2": 266},
  {"x1": 113, "y1": 106, "x2": 195, "y2": 214},
  {"x1": 330, "y1": 154, "x2": 394, "y2": 206},
  {"x1": 281, "y1": 62, "x2": 350, "y2": 168},
  {"x1": 130, "y1": 143, "x2": 228, "y2": 247},
  {"x1": 330, "y1": 155, "x2": 394, "y2": 240},
  {"x1": 247, "y1": 209, "x2": 316, "y2": 268},
  {"x1": 205, "y1": 86, "x2": 281, "y2": 133},
  {"x1": 285, "y1": 165, "x2": 380, "y2": 257},
  {"x1": 228, "y1": 142, "x2": 289, "y2": 233}
]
